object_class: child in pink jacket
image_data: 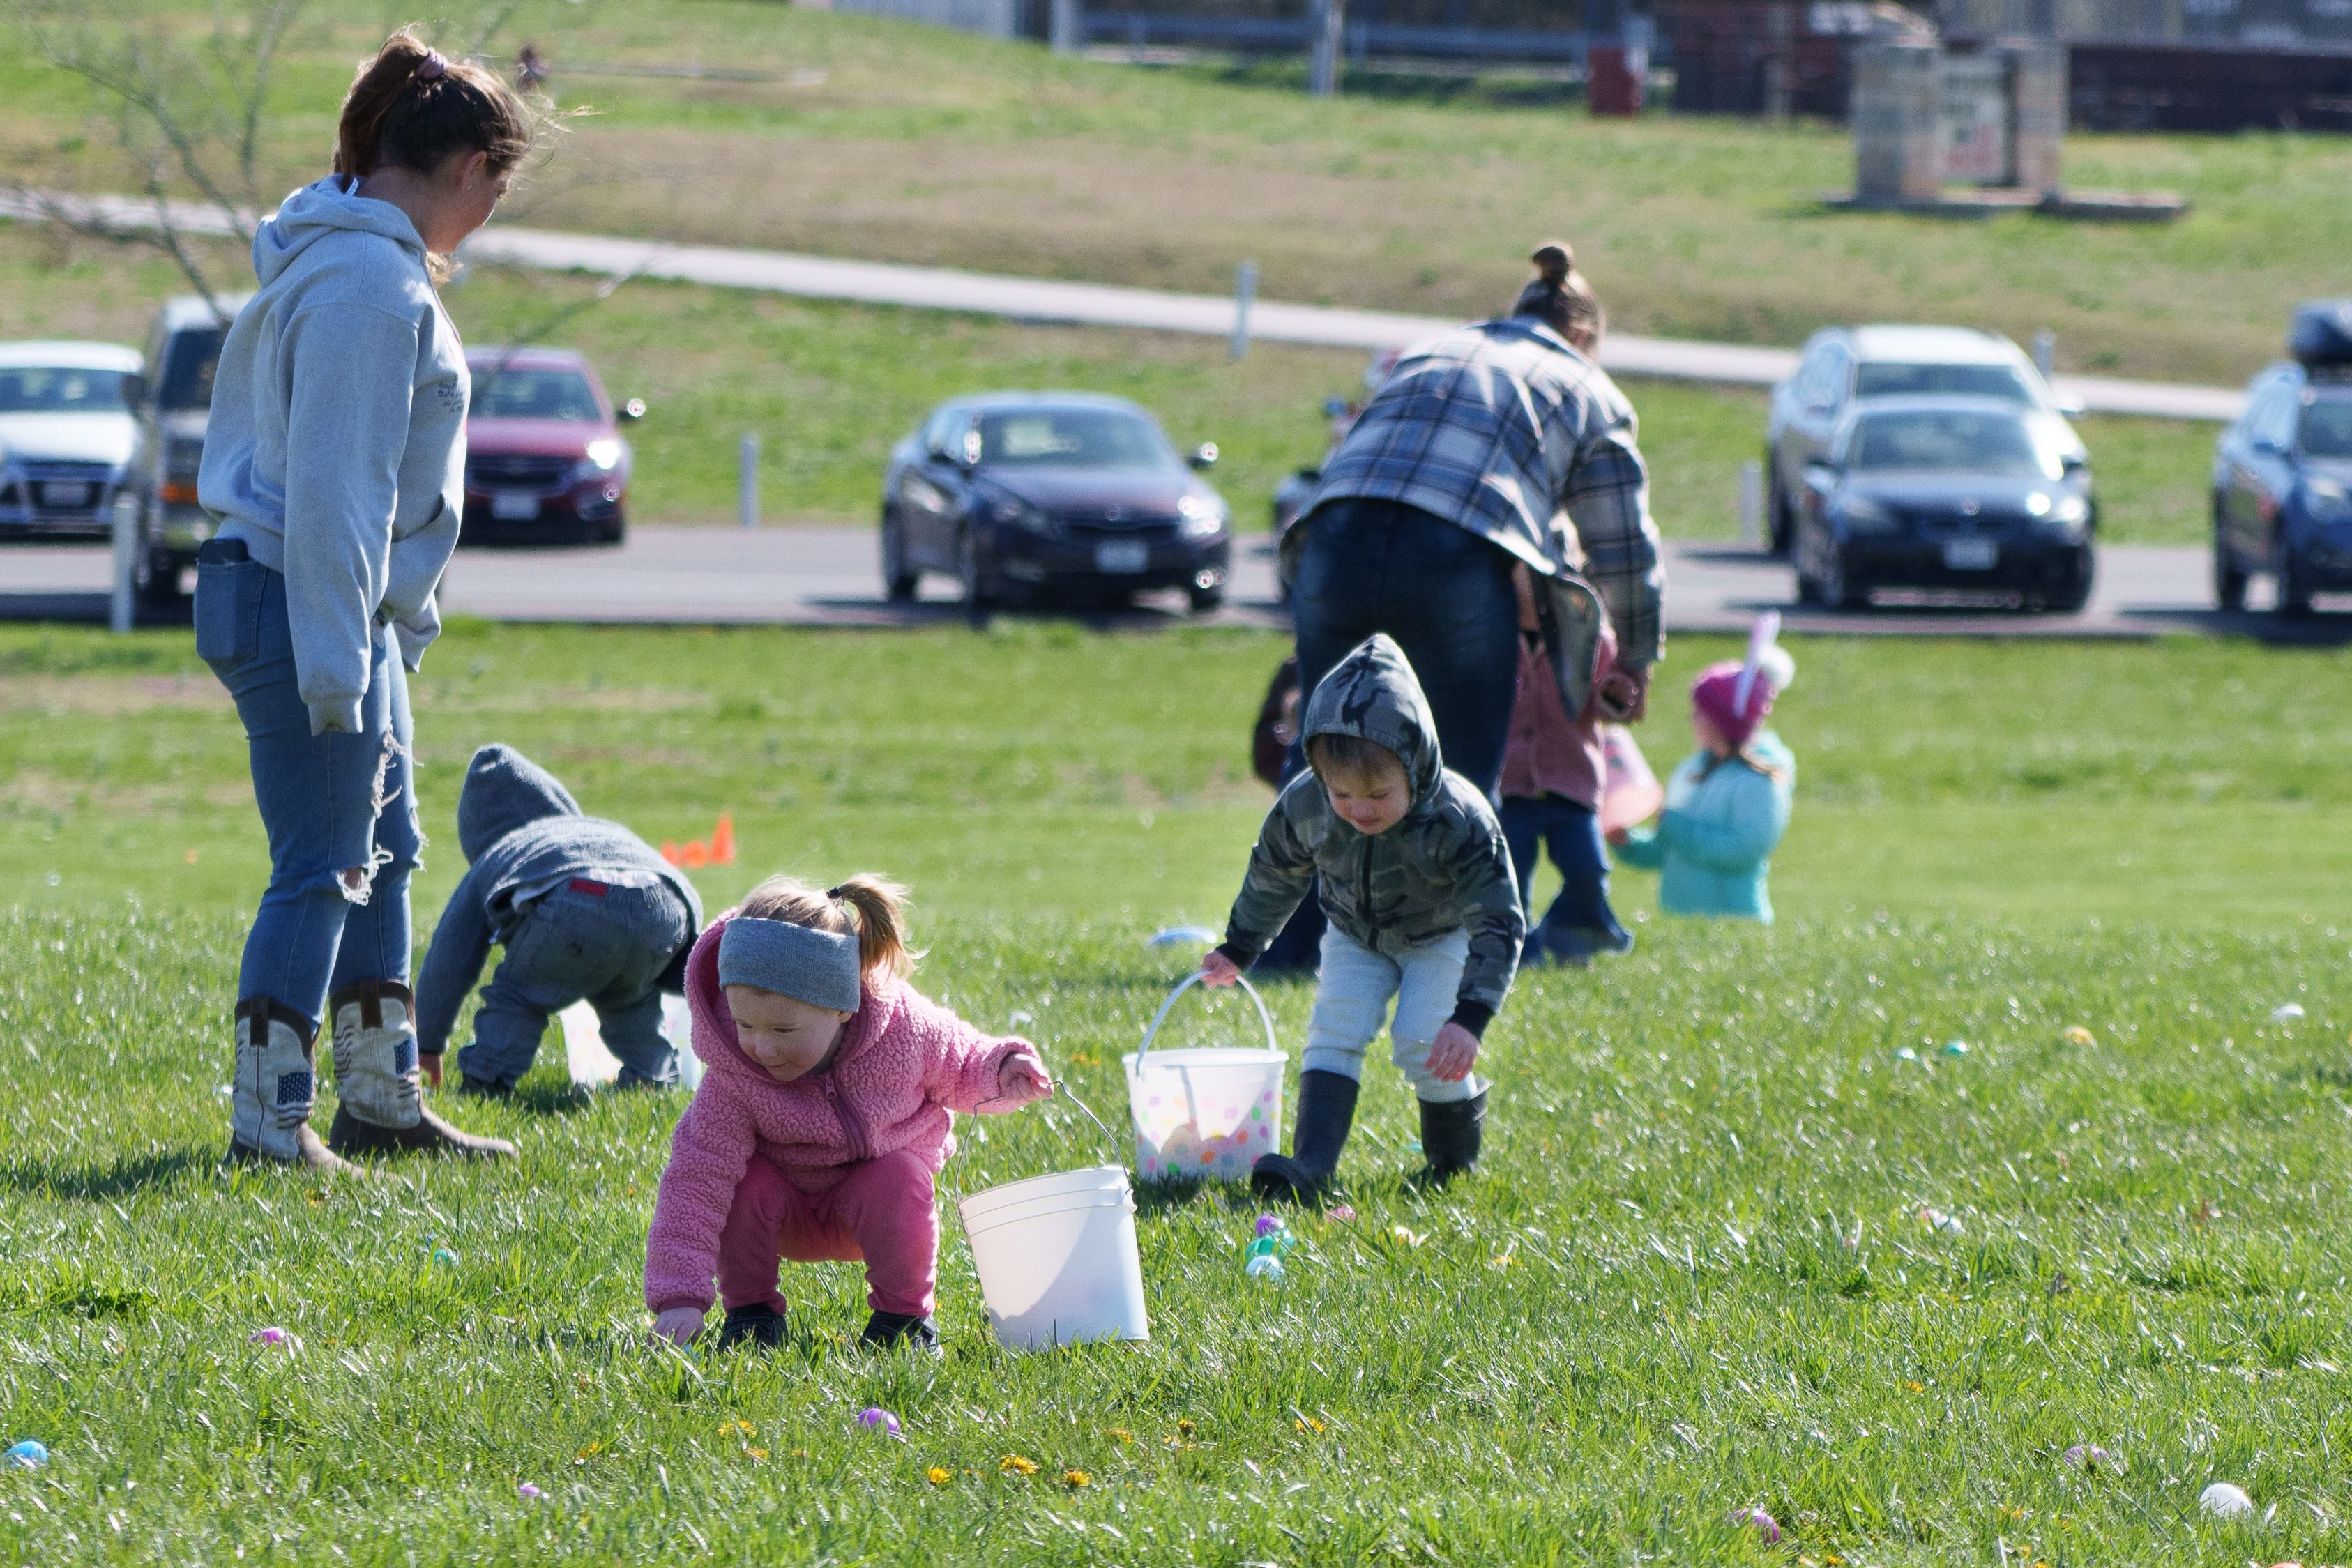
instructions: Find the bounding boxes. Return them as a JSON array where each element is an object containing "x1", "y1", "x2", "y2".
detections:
[{"x1": 644, "y1": 874, "x2": 1054, "y2": 1353}]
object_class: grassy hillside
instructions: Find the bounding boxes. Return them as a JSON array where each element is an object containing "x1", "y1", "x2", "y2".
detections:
[
  {"x1": 3, "y1": 1, "x2": 2348, "y2": 384},
  {"x1": 0, "y1": 224, "x2": 2217, "y2": 537}
]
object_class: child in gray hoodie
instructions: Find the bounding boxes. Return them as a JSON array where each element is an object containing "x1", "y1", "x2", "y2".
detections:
[
  {"x1": 416, "y1": 745, "x2": 704, "y2": 1095},
  {"x1": 1202, "y1": 634, "x2": 1525, "y2": 1199}
]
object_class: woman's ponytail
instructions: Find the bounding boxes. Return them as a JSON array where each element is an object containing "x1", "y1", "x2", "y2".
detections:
[
  {"x1": 1511, "y1": 238, "x2": 1607, "y2": 354},
  {"x1": 334, "y1": 28, "x2": 543, "y2": 183}
]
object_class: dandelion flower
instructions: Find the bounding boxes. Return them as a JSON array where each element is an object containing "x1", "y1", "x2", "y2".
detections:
[
  {"x1": 925, "y1": 1466, "x2": 952, "y2": 1486},
  {"x1": 1001, "y1": 1454, "x2": 1039, "y2": 1475},
  {"x1": 1062, "y1": 1469, "x2": 1091, "y2": 1489},
  {"x1": 1176, "y1": 1419, "x2": 1196, "y2": 1438},
  {"x1": 1108, "y1": 1428, "x2": 1134, "y2": 1445}
]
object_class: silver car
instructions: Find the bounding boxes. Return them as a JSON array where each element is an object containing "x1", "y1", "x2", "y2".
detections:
[
  {"x1": 0, "y1": 340, "x2": 143, "y2": 540},
  {"x1": 1765, "y1": 324, "x2": 2086, "y2": 555}
]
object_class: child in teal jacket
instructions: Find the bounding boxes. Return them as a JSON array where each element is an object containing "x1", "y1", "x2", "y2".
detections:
[{"x1": 1612, "y1": 619, "x2": 1796, "y2": 923}]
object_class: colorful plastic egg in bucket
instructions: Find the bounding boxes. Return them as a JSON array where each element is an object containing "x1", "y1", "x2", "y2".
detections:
[{"x1": 1122, "y1": 974, "x2": 1287, "y2": 1185}]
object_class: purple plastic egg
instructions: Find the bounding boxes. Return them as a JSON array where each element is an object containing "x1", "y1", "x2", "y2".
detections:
[
  {"x1": 1255, "y1": 1215, "x2": 1283, "y2": 1238},
  {"x1": 249, "y1": 1326, "x2": 289, "y2": 1346},
  {"x1": 518, "y1": 1482, "x2": 545, "y2": 1500},
  {"x1": 856, "y1": 1407, "x2": 901, "y2": 1438},
  {"x1": 1731, "y1": 1507, "x2": 1780, "y2": 1543}
]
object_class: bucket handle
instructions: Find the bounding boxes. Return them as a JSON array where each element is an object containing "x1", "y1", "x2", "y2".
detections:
[{"x1": 1131, "y1": 970, "x2": 1278, "y2": 1075}]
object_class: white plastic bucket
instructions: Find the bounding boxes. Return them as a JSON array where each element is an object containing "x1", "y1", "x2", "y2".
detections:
[
  {"x1": 957, "y1": 1164, "x2": 1148, "y2": 1349},
  {"x1": 1121, "y1": 973, "x2": 1286, "y2": 1183},
  {"x1": 559, "y1": 995, "x2": 701, "y2": 1091}
]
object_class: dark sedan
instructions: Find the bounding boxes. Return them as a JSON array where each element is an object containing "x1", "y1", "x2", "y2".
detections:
[
  {"x1": 1792, "y1": 396, "x2": 2095, "y2": 612},
  {"x1": 2211, "y1": 310, "x2": 2352, "y2": 617},
  {"x1": 879, "y1": 394, "x2": 1231, "y2": 610}
]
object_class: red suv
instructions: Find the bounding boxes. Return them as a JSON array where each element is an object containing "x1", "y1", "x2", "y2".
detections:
[{"x1": 462, "y1": 347, "x2": 641, "y2": 545}]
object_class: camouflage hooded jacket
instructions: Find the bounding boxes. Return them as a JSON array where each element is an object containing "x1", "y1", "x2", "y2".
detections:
[{"x1": 1220, "y1": 634, "x2": 1525, "y2": 1029}]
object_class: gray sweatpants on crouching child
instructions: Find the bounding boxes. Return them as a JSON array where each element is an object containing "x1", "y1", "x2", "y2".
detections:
[
  {"x1": 456, "y1": 879, "x2": 695, "y2": 1090},
  {"x1": 1303, "y1": 924, "x2": 1485, "y2": 1104}
]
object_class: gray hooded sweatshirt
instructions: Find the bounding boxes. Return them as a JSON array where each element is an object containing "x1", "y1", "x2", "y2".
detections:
[
  {"x1": 414, "y1": 745, "x2": 705, "y2": 1058},
  {"x1": 1220, "y1": 634, "x2": 1525, "y2": 1033},
  {"x1": 199, "y1": 177, "x2": 469, "y2": 736}
]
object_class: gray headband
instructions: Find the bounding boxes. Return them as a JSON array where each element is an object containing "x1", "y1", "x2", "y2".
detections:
[{"x1": 716, "y1": 916, "x2": 862, "y2": 1012}]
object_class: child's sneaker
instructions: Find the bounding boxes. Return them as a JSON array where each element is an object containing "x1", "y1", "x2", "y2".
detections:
[
  {"x1": 717, "y1": 1303, "x2": 785, "y2": 1349},
  {"x1": 862, "y1": 1311, "x2": 942, "y2": 1355}
]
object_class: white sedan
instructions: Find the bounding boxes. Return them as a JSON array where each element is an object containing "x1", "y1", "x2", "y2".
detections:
[{"x1": 0, "y1": 340, "x2": 142, "y2": 539}]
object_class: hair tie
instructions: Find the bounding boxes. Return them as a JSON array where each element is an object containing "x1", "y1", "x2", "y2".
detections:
[
  {"x1": 414, "y1": 48, "x2": 448, "y2": 82},
  {"x1": 826, "y1": 884, "x2": 847, "y2": 900}
]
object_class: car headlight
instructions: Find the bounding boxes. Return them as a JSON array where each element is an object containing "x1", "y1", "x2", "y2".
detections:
[
  {"x1": 1176, "y1": 493, "x2": 1227, "y2": 540},
  {"x1": 2302, "y1": 476, "x2": 2352, "y2": 524},
  {"x1": 570, "y1": 439, "x2": 624, "y2": 485},
  {"x1": 1836, "y1": 494, "x2": 1897, "y2": 533},
  {"x1": 2028, "y1": 490, "x2": 2091, "y2": 538}
]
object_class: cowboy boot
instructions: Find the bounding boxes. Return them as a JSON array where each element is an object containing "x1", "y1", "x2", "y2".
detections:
[
  {"x1": 226, "y1": 997, "x2": 358, "y2": 1174},
  {"x1": 325, "y1": 980, "x2": 517, "y2": 1159},
  {"x1": 1250, "y1": 1069, "x2": 1360, "y2": 1202},
  {"x1": 1416, "y1": 1087, "x2": 1488, "y2": 1185}
]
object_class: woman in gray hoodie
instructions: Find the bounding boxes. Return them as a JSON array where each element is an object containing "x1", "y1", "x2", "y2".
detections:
[{"x1": 194, "y1": 32, "x2": 540, "y2": 1172}]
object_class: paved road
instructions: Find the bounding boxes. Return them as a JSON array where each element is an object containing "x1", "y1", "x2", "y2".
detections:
[
  {"x1": 13, "y1": 530, "x2": 2338, "y2": 641},
  {"x1": 0, "y1": 192, "x2": 2244, "y2": 422}
]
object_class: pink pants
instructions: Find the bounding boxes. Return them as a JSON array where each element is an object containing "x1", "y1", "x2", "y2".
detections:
[{"x1": 715, "y1": 1148, "x2": 939, "y2": 1318}]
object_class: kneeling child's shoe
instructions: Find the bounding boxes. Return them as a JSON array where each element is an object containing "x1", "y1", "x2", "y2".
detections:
[
  {"x1": 717, "y1": 1302, "x2": 786, "y2": 1350},
  {"x1": 862, "y1": 1311, "x2": 942, "y2": 1355}
]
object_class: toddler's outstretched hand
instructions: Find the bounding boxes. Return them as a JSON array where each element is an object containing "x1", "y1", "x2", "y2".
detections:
[
  {"x1": 1198, "y1": 949, "x2": 1242, "y2": 988},
  {"x1": 1425, "y1": 1021, "x2": 1479, "y2": 1083},
  {"x1": 996, "y1": 1052, "x2": 1054, "y2": 1106},
  {"x1": 651, "y1": 1306, "x2": 705, "y2": 1347}
]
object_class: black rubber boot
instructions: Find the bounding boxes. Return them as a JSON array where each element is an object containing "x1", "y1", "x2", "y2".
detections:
[
  {"x1": 862, "y1": 1311, "x2": 942, "y2": 1355},
  {"x1": 717, "y1": 1303, "x2": 785, "y2": 1350},
  {"x1": 1250, "y1": 1069, "x2": 1360, "y2": 1202},
  {"x1": 1417, "y1": 1088, "x2": 1487, "y2": 1184}
]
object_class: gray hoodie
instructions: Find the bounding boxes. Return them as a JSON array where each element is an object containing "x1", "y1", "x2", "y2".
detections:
[
  {"x1": 1220, "y1": 634, "x2": 1525, "y2": 1030},
  {"x1": 199, "y1": 178, "x2": 468, "y2": 736},
  {"x1": 414, "y1": 745, "x2": 705, "y2": 1057}
]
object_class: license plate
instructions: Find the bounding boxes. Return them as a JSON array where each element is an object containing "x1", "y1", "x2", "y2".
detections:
[
  {"x1": 491, "y1": 490, "x2": 541, "y2": 521},
  {"x1": 38, "y1": 481, "x2": 93, "y2": 508},
  {"x1": 1943, "y1": 538, "x2": 1998, "y2": 570},
  {"x1": 1095, "y1": 540, "x2": 1148, "y2": 574}
]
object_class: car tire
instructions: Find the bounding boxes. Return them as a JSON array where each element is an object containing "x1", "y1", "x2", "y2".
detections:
[
  {"x1": 956, "y1": 526, "x2": 996, "y2": 610},
  {"x1": 1188, "y1": 583, "x2": 1227, "y2": 614},
  {"x1": 2276, "y1": 541, "x2": 2316, "y2": 619},
  {"x1": 135, "y1": 547, "x2": 185, "y2": 607},
  {"x1": 2212, "y1": 516, "x2": 2247, "y2": 611},
  {"x1": 598, "y1": 512, "x2": 626, "y2": 547},
  {"x1": 1814, "y1": 548, "x2": 1865, "y2": 611},
  {"x1": 880, "y1": 512, "x2": 918, "y2": 602},
  {"x1": 1766, "y1": 456, "x2": 1795, "y2": 556}
]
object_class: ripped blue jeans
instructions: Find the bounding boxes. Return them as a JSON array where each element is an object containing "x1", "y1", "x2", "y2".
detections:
[{"x1": 199, "y1": 558, "x2": 420, "y2": 1028}]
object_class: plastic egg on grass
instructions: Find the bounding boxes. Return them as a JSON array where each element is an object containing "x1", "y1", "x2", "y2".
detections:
[
  {"x1": 2061, "y1": 1443, "x2": 2115, "y2": 1470},
  {"x1": 1942, "y1": 1039, "x2": 1969, "y2": 1058},
  {"x1": 518, "y1": 1482, "x2": 546, "y2": 1500},
  {"x1": 432, "y1": 1247, "x2": 460, "y2": 1268},
  {"x1": 2271, "y1": 1003, "x2": 2305, "y2": 1023},
  {"x1": 250, "y1": 1325, "x2": 291, "y2": 1347},
  {"x1": 856, "y1": 1407, "x2": 902, "y2": 1439},
  {"x1": 1729, "y1": 1507, "x2": 1780, "y2": 1543},
  {"x1": 2199, "y1": 1482, "x2": 2255, "y2": 1520},
  {"x1": 3, "y1": 1440, "x2": 47, "y2": 1470},
  {"x1": 1895, "y1": 1046, "x2": 1919, "y2": 1063},
  {"x1": 1245, "y1": 1254, "x2": 1285, "y2": 1281},
  {"x1": 2063, "y1": 1026, "x2": 2096, "y2": 1047}
]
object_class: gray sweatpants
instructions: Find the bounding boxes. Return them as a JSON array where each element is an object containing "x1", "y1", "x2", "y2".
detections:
[
  {"x1": 1303, "y1": 924, "x2": 1485, "y2": 1104},
  {"x1": 455, "y1": 878, "x2": 695, "y2": 1091}
]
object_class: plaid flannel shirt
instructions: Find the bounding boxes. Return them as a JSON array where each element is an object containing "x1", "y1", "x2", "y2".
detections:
[{"x1": 1308, "y1": 317, "x2": 1666, "y2": 669}]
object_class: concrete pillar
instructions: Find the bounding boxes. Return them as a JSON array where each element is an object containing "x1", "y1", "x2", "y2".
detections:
[
  {"x1": 2003, "y1": 38, "x2": 2068, "y2": 197},
  {"x1": 1308, "y1": 0, "x2": 1345, "y2": 96},
  {"x1": 1049, "y1": 0, "x2": 1082, "y2": 52},
  {"x1": 1851, "y1": 41, "x2": 1945, "y2": 204}
]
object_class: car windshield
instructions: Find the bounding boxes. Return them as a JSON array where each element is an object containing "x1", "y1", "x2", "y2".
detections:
[
  {"x1": 0, "y1": 365, "x2": 131, "y2": 413},
  {"x1": 471, "y1": 367, "x2": 602, "y2": 422},
  {"x1": 2301, "y1": 398, "x2": 2352, "y2": 458},
  {"x1": 158, "y1": 330, "x2": 222, "y2": 411},
  {"x1": 1856, "y1": 362, "x2": 2038, "y2": 405},
  {"x1": 975, "y1": 409, "x2": 1176, "y2": 469},
  {"x1": 1851, "y1": 410, "x2": 2054, "y2": 478}
]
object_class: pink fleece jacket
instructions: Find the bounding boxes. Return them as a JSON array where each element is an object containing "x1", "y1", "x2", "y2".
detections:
[{"x1": 644, "y1": 916, "x2": 1047, "y2": 1314}]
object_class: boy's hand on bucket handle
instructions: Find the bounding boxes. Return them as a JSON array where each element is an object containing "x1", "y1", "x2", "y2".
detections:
[
  {"x1": 1425, "y1": 1022, "x2": 1479, "y2": 1083},
  {"x1": 996, "y1": 1052, "x2": 1054, "y2": 1105},
  {"x1": 650, "y1": 1307, "x2": 704, "y2": 1347},
  {"x1": 1198, "y1": 950, "x2": 1242, "y2": 988}
]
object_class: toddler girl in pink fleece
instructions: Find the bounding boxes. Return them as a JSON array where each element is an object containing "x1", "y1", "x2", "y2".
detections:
[{"x1": 644, "y1": 874, "x2": 1054, "y2": 1353}]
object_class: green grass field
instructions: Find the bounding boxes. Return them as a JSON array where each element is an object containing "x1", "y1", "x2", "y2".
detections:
[
  {"x1": 8, "y1": 621, "x2": 2352, "y2": 1562},
  {"x1": 6, "y1": 0, "x2": 2349, "y2": 383},
  {"x1": 0, "y1": 223, "x2": 2218, "y2": 540}
]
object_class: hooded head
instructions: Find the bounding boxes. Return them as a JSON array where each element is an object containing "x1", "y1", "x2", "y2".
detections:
[
  {"x1": 457, "y1": 743, "x2": 581, "y2": 862},
  {"x1": 1300, "y1": 634, "x2": 1446, "y2": 819},
  {"x1": 251, "y1": 178, "x2": 430, "y2": 287}
]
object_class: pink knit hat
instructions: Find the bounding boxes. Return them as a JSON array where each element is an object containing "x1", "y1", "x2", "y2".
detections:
[{"x1": 1690, "y1": 613, "x2": 1793, "y2": 748}]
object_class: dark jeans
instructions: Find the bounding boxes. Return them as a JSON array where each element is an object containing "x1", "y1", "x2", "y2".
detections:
[
  {"x1": 199, "y1": 556, "x2": 418, "y2": 1026},
  {"x1": 457, "y1": 880, "x2": 696, "y2": 1090},
  {"x1": 1499, "y1": 793, "x2": 1631, "y2": 962},
  {"x1": 1290, "y1": 498, "x2": 1523, "y2": 799},
  {"x1": 1261, "y1": 498, "x2": 1523, "y2": 971}
]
